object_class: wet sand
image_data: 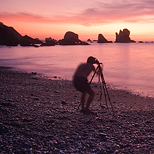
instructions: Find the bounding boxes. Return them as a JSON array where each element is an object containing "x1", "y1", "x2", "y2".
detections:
[{"x1": 0, "y1": 66, "x2": 154, "y2": 153}]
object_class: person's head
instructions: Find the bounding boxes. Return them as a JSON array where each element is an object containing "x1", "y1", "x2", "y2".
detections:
[{"x1": 87, "y1": 56, "x2": 99, "y2": 64}]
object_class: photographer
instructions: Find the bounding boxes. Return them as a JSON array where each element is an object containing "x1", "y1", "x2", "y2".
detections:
[{"x1": 72, "y1": 56, "x2": 100, "y2": 114}]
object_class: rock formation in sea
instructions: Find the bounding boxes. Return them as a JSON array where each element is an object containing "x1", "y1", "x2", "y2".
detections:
[
  {"x1": 87, "y1": 39, "x2": 92, "y2": 42},
  {"x1": 0, "y1": 22, "x2": 22, "y2": 46},
  {"x1": 115, "y1": 28, "x2": 136, "y2": 43},
  {"x1": 97, "y1": 34, "x2": 112, "y2": 43},
  {"x1": 20, "y1": 35, "x2": 42, "y2": 47},
  {"x1": 40, "y1": 37, "x2": 56, "y2": 46},
  {"x1": 58, "y1": 31, "x2": 89, "y2": 45}
]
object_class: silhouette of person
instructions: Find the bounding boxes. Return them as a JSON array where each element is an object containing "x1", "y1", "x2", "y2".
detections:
[{"x1": 73, "y1": 56, "x2": 100, "y2": 114}]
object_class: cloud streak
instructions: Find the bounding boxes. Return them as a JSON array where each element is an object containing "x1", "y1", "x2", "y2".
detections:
[{"x1": 1, "y1": 1, "x2": 154, "y2": 26}]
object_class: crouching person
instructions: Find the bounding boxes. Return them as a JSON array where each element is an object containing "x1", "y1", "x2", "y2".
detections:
[{"x1": 72, "y1": 56, "x2": 99, "y2": 114}]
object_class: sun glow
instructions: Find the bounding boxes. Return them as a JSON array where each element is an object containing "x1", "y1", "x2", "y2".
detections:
[{"x1": 1, "y1": 0, "x2": 154, "y2": 42}]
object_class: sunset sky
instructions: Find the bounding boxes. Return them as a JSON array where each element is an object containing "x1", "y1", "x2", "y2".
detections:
[{"x1": 1, "y1": 0, "x2": 154, "y2": 41}]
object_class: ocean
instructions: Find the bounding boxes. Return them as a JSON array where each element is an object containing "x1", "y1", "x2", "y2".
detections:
[{"x1": 0, "y1": 43, "x2": 154, "y2": 98}]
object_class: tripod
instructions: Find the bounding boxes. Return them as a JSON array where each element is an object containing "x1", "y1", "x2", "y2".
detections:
[{"x1": 77, "y1": 63, "x2": 115, "y2": 116}]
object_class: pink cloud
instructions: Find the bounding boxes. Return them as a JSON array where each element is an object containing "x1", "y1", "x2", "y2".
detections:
[{"x1": 1, "y1": 1, "x2": 154, "y2": 26}]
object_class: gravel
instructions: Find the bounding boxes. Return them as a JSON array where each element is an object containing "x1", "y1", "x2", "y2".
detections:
[{"x1": 0, "y1": 66, "x2": 154, "y2": 154}]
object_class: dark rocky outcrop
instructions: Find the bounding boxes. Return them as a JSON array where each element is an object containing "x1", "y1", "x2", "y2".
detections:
[
  {"x1": 20, "y1": 35, "x2": 42, "y2": 47},
  {"x1": 87, "y1": 39, "x2": 92, "y2": 42},
  {"x1": 87, "y1": 39, "x2": 94, "y2": 43},
  {"x1": 115, "y1": 28, "x2": 136, "y2": 43},
  {"x1": 58, "y1": 31, "x2": 89, "y2": 45},
  {"x1": 97, "y1": 34, "x2": 112, "y2": 43},
  {"x1": 40, "y1": 37, "x2": 56, "y2": 46},
  {"x1": 0, "y1": 22, "x2": 22, "y2": 46}
]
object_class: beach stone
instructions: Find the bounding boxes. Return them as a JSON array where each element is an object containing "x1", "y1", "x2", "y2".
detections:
[
  {"x1": 60, "y1": 99, "x2": 66, "y2": 105},
  {"x1": 32, "y1": 97, "x2": 39, "y2": 101},
  {"x1": 1, "y1": 67, "x2": 154, "y2": 153},
  {"x1": 101, "y1": 105, "x2": 106, "y2": 108},
  {"x1": 0, "y1": 123, "x2": 9, "y2": 134},
  {"x1": 6, "y1": 99, "x2": 13, "y2": 102},
  {"x1": 99, "y1": 133, "x2": 107, "y2": 141}
]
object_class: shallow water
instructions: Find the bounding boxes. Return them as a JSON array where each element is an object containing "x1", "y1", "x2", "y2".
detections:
[{"x1": 0, "y1": 43, "x2": 154, "y2": 97}]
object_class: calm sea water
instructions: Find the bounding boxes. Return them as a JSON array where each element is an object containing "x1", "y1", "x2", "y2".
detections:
[{"x1": 0, "y1": 43, "x2": 154, "y2": 98}]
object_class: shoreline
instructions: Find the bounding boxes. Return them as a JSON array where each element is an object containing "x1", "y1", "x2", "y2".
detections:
[
  {"x1": 0, "y1": 66, "x2": 154, "y2": 153},
  {"x1": 7, "y1": 65, "x2": 154, "y2": 99},
  {"x1": 1, "y1": 43, "x2": 154, "y2": 99}
]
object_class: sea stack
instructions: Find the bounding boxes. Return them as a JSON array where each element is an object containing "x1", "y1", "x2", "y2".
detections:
[
  {"x1": 58, "y1": 31, "x2": 89, "y2": 45},
  {"x1": 115, "y1": 28, "x2": 135, "y2": 43},
  {"x1": 97, "y1": 34, "x2": 112, "y2": 43}
]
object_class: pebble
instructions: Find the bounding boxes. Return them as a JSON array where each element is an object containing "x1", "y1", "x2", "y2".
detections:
[
  {"x1": 0, "y1": 68, "x2": 154, "y2": 153},
  {"x1": 99, "y1": 133, "x2": 107, "y2": 141},
  {"x1": 60, "y1": 99, "x2": 67, "y2": 105},
  {"x1": 32, "y1": 97, "x2": 39, "y2": 101}
]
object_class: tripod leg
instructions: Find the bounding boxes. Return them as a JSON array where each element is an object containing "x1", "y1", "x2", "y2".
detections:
[
  {"x1": 97, "y1": 75, "x2": 104, "y2": 108},
  {"x1": 89, "y1": 66, "x2": 99, "y2": 84},
  {"x1": 104, "y1": 84, "x2": 115, "y2": 116},
  {"x1": 102, "y1": 84, "x2": 109, "y2": 108},
  {"x1": 101, "y1": 73, "x2": 115, "y2": 116}
]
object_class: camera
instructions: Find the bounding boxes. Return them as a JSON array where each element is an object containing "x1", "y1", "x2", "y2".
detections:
[{"x1": 95, "y1": 59, "x2": 100, "y2": 64}]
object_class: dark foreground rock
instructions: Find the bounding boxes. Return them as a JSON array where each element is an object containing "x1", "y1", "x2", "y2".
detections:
[{"x1": 0, "y1": 67, "x2": 154, "y2": 153}]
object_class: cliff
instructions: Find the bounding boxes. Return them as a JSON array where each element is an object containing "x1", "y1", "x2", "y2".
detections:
[{"x1": 0, "y1": 22, "x2": 22, "y2": 46}]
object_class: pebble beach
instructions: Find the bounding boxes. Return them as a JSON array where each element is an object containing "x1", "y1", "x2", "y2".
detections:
[{"x1": 0, "y1": 66, "x2": 154, "y2": 154}]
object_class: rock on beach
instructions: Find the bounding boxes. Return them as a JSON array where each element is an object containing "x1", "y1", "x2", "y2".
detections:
[{"x1": 0, "y1": 66, "x2": 154, "y2": 153}]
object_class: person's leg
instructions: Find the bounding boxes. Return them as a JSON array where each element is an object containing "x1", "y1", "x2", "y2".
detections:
[
  {"x1": 84, "y1": 89, "x2": 95, "y2": 111},
  {"x1": 81, "y1": 92, "x2": 86, "y2": 111}
]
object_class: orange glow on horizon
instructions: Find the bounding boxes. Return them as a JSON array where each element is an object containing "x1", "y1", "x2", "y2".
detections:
[
  {"x1": 2, "y1": 18, "x2": 154, "y2": 42},
  {"x1": 5, "y1": 21, "x2": 153, "y2": 42},
  {"x1": 1, "y1": 0, "x2": 154, "y2": 42}
]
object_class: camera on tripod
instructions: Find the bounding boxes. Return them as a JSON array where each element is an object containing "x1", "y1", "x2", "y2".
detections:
[
  {"x1": 94, "y1": 58, "x2": 100, "y2": 65},
  {"x1": 90, "y1": 60, "x2": 115, "y2": 116}
]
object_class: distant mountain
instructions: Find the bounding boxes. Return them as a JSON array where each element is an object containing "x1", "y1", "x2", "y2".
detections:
[{"x1": 0, "y1": 22, "x2": 22, "y2": 46}]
